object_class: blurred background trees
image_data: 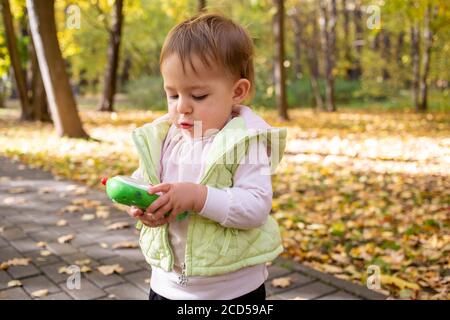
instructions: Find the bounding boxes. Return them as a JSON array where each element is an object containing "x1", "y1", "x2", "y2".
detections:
[{"x1": 0, "y1": 0, "x2": 449, "y2": 132}]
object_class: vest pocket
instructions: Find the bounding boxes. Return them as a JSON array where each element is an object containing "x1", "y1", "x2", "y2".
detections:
[
  {"x1": 139, "y1": 226, "x2": 152, "y2": 263},
  {"x1": 220, "y1": 228, "x2": 238, "y2": 256}
]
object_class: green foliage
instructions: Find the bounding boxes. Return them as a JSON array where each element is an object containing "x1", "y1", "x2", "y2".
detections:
[
  {"x1": 2, "y1": 0, "x2": 449, "y2": 110},
  {"x1": 125, "y1": 75, "x2": 166, "y2": 110}
]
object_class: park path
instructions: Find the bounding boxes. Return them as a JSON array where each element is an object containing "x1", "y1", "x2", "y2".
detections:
[{"x1": 0, "y1": 156, "x2": 385, "y2": 300}]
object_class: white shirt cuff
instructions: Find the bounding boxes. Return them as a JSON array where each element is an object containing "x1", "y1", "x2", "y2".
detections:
[{"x1": 198, "y1": 186, "x2": 230, "y2": 225}]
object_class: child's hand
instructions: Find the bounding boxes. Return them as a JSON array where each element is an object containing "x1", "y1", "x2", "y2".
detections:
[
  {"x1": 127, "y1": 206, "x2": 144, "y2": 218},
  {"x1": 136, "y1": 182, "x2": 207, "y2": 228}
]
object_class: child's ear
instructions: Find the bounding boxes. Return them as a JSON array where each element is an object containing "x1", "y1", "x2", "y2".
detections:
[{"x1": 232, "y1": 79, "x2": 251, "y2": 104}]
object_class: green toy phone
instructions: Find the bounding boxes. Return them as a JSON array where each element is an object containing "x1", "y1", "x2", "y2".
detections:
[{"x1": 101, "y1": 176, "x2": 188, "y2": 221}]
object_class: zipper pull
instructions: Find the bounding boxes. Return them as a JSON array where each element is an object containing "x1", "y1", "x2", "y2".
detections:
[{"x1": 178, "y1": 263, "x2": 188, "y2": 287}]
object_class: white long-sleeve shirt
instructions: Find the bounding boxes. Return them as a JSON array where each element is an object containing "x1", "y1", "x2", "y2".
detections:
[{"x1": 132, "y1": 106, "x2": 274, "y2": 299}]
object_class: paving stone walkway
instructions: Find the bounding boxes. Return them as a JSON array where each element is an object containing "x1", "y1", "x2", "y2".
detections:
[{"x1": 0, "y1": 156, "x2": 386, "y2": 300}]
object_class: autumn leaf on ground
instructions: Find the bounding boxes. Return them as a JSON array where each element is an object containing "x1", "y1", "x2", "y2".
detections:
[
  {"x1": 96, "y1": 206, "x2": 110, "y2": 219},
  {"x1": 321, "y1": 264, "x2": 344, "y2": 274},
  {"x1": 74, "y1": 187, "x2": 88, "y2": 195},
  {"x1": 60, "y1": 205, "x2": 82, "y2": 213},
  {"x1": 57, "y1": 234, "x2": 75, "y2": 244},
  {"x1": 3, "y1": 197, "x2": 27, "y2": 205},
  {"x1": 71, "y1": 198, "x2": 89, "y2": 206},
  {"x1": 81, "y1": 214, "x2": 96, "y2": 221},
  {"x1": 0, "y1": 258, "x2": 32, "y2": 270},
  {"x1": 80, "y1": 265, "x2": 92, "y2": 273},
  {"x1": 72, "y1": 198, "x2": 101, "y2": 208},
  {"x1": 7, "y1": 187, "x2": 26, "y2": 194},
  {"x1": 10, "y1": 257, "x2": 32, "y2": 268},
  {"x1": 271, "y1": 277, "x2": 292, "y2": 288},
  {"x1": 58, "y1": 265, "x2": 91, "y2": 274},
  {"x1": 36, "y1": 241, "x2": 47, "y2": 248},
  {"x1": 31, "y1": 289, "x2": 48, "y2": 298},
  {"x1": 74, "y1": 259, "x2": 91, "y2": 266},
  {"x1": 106, "y1": 222, "x2": 130, "y2": 231},
  {"x1": 7, "y1": 280, "x2": 22, "y2": 288},
  {"x1": 0, "y1": 176, "x2": 11, "y2": 182},
  {"x1": 56, "y1": 219, "x2": 67, "y2": 226},
  {"x1": 97, "y1": 264, "x2": 124, "y2": 276},
  {"x1": 38, "y1": 187, "x2": 53, "y2": 194},
  {"x1": 40, "y1": 250, "x2": 52, "y2": 257},
  {"x1": 112, "y1": 241, "x2": 138, "y2": 249},
  {"x1": 381, "y1": 275, "x2": 421, "y2": 291}
]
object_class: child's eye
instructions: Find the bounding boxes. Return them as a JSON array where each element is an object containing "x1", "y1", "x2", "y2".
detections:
[
  {"x1": 192, "y1": 94, "x2": 208, "y2": 101},
  {"x1": 169, "y1": 95, "x2": 179, "y2": 100}
]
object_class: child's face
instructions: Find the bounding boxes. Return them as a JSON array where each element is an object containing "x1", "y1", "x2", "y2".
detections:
[{"x1": 161, "y1": 53, "x2": 244, "y2": 137}]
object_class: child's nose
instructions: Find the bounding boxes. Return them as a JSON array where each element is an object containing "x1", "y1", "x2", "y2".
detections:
[{"x1": 176, "y1": 97, "x2": 192, "y2": 114}]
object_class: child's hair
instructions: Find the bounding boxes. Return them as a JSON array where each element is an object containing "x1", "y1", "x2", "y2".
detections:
[{"x1": 160, "y1": 13, "x2": 255, "y2": 99}]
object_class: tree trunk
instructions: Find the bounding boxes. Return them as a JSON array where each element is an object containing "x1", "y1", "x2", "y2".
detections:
[
  {"x1": 307, "y1": 10, "x2": 324, "y2": 109},
  {"x1": 381, "y1": 31, "x2": 391, "y2": 80},
  {"x1": 0, "y1": 79, "x2": 5, "y2": 108},
  {"x1": 396, "y1": 31, "x2": 404, "y2": 68},
  {"x1": 371, "y1": 32, "x2": 381, "y2": 50},
  {"x1": 319, "y1": 0, "x2": 336, "y2": 112},
  {"x1": 98, "y1": 0, "x2": 124, "y2": 112},
  {"x1": 198, "y1": 0, "x2": 207, "y2": 12},
  {"x1": 342, "y1": 0, "x2": 352, "y2": 79},
  {"x1": 411, "y1": 23, "x2": 420, "y2": 112},
  {"x1": 21, "y1": 11, "x2": 51, "y2": 122},
  {"x1": 419, "y1": 5, "x2": 434, "y2": 112},
  {"x1": 119, "y1": 52, "x2": 131, "y2": 92},
  {"x1": 1, "y1": 0, "x2": 31, "y2": 120},
  {"x1": 288, "y1": 8, "x2": 302, "y2": 79},
  {"x1": 27, "y1": 0, "x2": 88, "y2": 138},
  {"x1": 29, "y1": 27, "x2": 51, "y2": 122},
  {"x1": 272, "y1": 0, "x2": 289, "y2": 120},
  {"x1": 352, "y1": 0, "x2": 363, "y2": 79}
]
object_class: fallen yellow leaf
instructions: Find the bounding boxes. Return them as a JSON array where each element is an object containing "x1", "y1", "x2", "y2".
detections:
[
  {"x1": 81, "y1": 214, "x2": 96, "y2": 221},
  {"x1": 7, "y1": 280, "x2": 22, "y2": 288},
  {"x1": 106, "y1": 222, "x2": 130, "y2": 231},
  {"x1": 40, "y1": 250, "x2": 52, "y2": 257},
  {"x1": 56, "y1": 219, "x2": 67, "y2": 226},
  {"x1": 112, "y1": 241, "x2": 138, "y2": 249},
  {"x1": 57, "y1": 234, "x2": 75, "y2": 244},
  {"x1": 97, "y1": 264, "x2": 124, "y2": 276},
  {"x1": 61, "y1": 205, "x2": 82, "y2": 213},
  {"x1": 36, "y1": 241, "x2": 47, "y2": 248},
  {"x1": 31, "y1": 289, "x2": 48, "y2": 298},
  {"x1": 74, "y1": 259, "x2": 91, "y2": 266},
  {"x1": 271, "y1": 277, "x2": 292, "y2": 288},
  {"x1": 7, "y1": 187, "x2": 26, "y2": 194},
  {"x1": 381, "y1": 275, "x2": 421, "y2": 291}
]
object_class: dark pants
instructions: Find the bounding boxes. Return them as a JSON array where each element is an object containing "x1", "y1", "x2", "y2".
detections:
[{"x1": 149, "y1": 283, "x2": 266, "y2": 301}]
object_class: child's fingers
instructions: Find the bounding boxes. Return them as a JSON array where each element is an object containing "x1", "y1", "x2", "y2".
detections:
[
  {"x1": 151, "y1": 202, "x2": 173, "y2": 220},
  {"x1": 138, "y1": 214, "x2": 166, "y2": 228},
  {"x1": 148, "y1": 183, "x2": 172, "y2": 195},
  {"x1": 129, "y1": 206, "x2": 143, "y2": 217},
  {"x1": 166, "y1": 207, "x2": 183, "y2": 223},
  {"x1": 146, "y1": 193, "x2": 170, "y2": 214}
]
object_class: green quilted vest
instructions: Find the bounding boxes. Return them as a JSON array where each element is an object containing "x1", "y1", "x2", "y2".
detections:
[{"x1": 132, "y1": 114, "x2": 287, "y2": 277}]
